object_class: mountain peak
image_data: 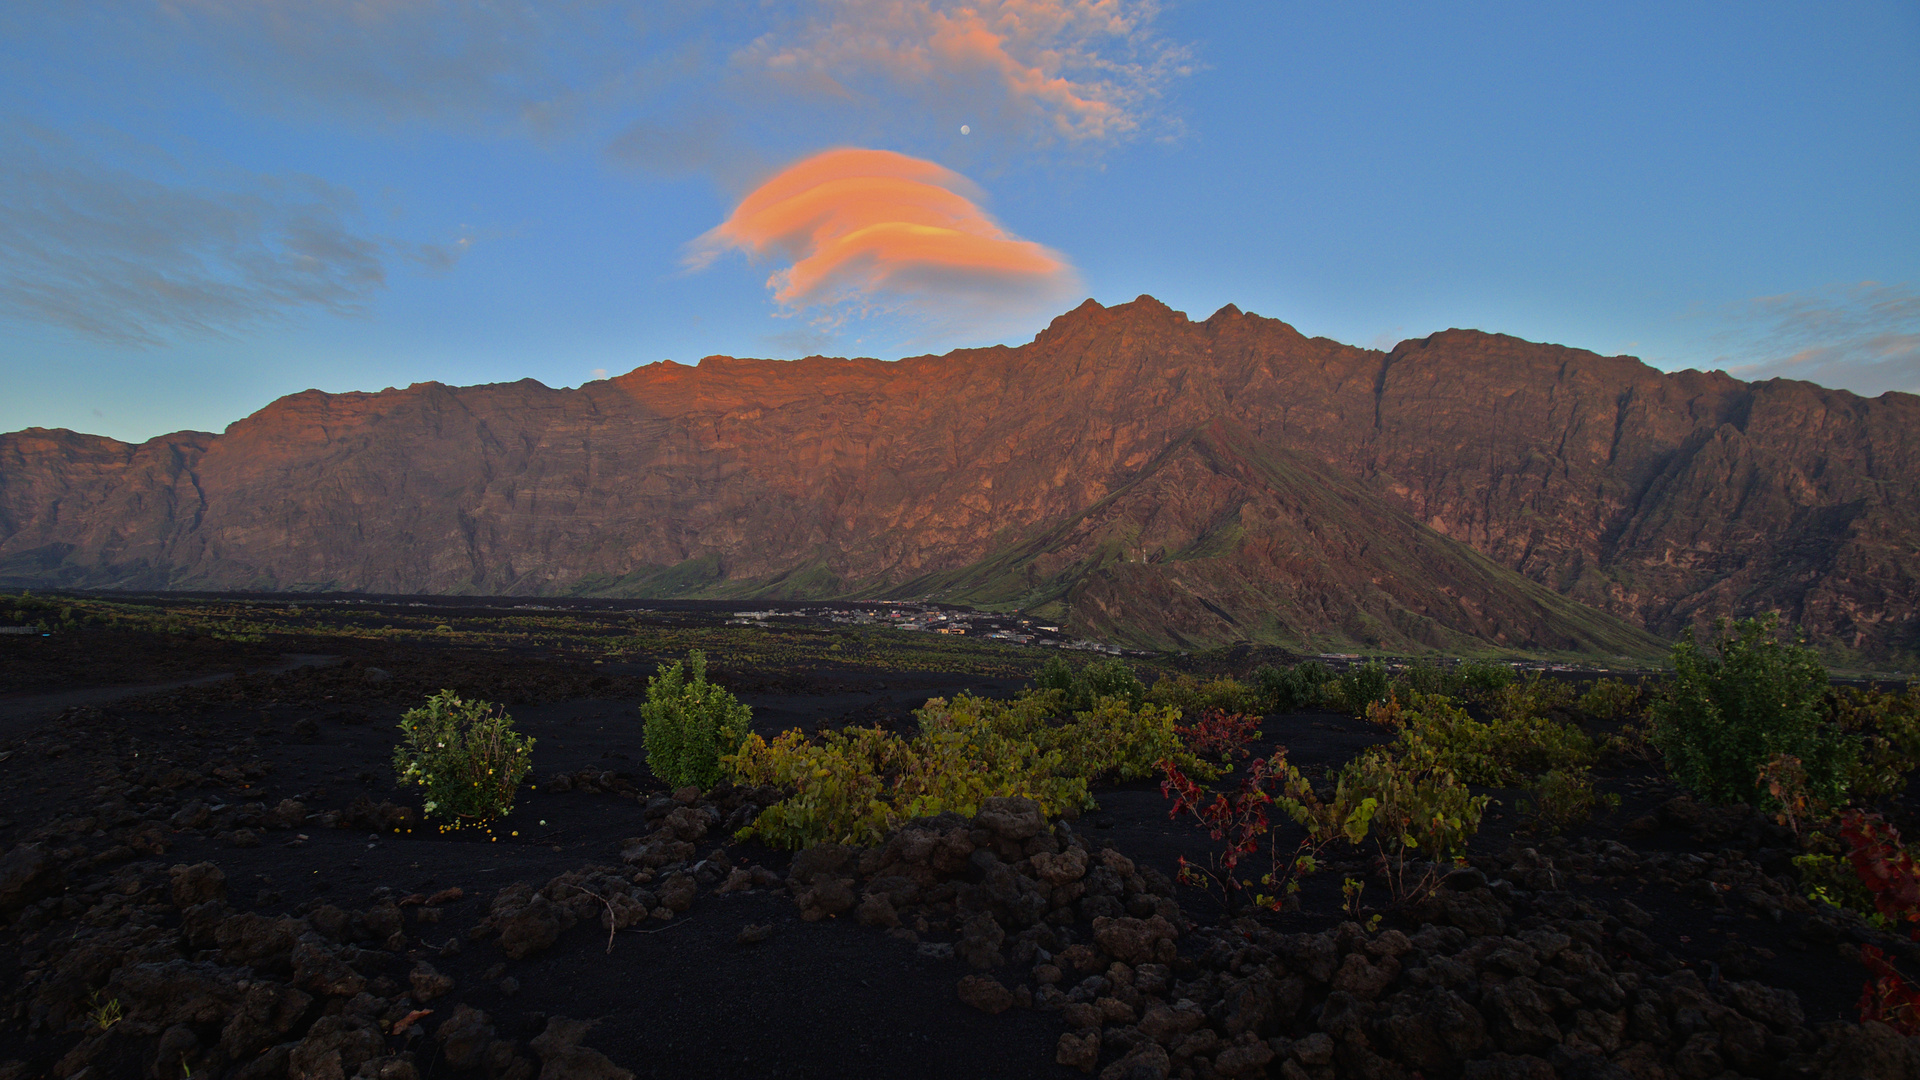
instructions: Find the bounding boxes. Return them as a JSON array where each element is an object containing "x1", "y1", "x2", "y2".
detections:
[{"x1": 2, "y1": 296, "x2": 1913, "y2": 661}]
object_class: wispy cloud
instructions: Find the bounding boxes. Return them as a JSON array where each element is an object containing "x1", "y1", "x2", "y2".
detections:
[
  {"x1": 0, "y1": 119, "x2": 422, "y2": 344},
  {"x1": 688, "y1": 147, "x2": 1078, "y2": 324},
  {"x1": 1699, "y1": 282, "x2": 1920, "y2": 397},
  {"x1": 735, "y1": 0, "x2": 1190, "y2": 145},
  {"x1": 3, "y1": 2, "x2": 1176, "y2": 346},
  {"x1": 153, "y1": 0, "x2": 663, "y2": 134},
  {"x1": 606, "y1": 0, "x2": 1192, "y2": 183}
]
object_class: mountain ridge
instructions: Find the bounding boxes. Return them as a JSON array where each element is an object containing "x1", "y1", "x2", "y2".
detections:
[{"x1": 3, "y1": 296, "x2": 1915, "y2": 661}]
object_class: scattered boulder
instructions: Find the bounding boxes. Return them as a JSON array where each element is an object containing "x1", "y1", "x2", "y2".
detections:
[
  {"x1": 1091, "y1": 915, "x2": 1178, "y2": 966},
  {"x1": 957, "y1": 913, "x2": 1007, "y2": 969},
  {"x1": 0, "y1": 844, "x2": 59, "y2": 915},
  {"x1": 408, "y1": 961, "x2": 454, "y2": 1002},
  {"x1": 957, "y1": 973, "x2": 1016, "y2": 1014},
  {"x1": 974, "y1": 797, "x2": 1045, "y2": 841},
  {"x1": 1057, "y1": 1031, "x2": 1101, "y2": 1073},
  {"x1": 1099, "y1": 1039, "x2": 1170, "y2": 1080},
  {"x1": 496, "y1": 894, "x2": 571, "y2": 960},
  {"x1": 289, "y1": 1014, "x2": 385, "y2": 1080},
  {"x1": 435, "y1": 1003, "x2": 498, "y2": 1072},
  {"x1": 529, "y1": 1016, "x2": 633, "y2": 1080},
  {"x1": 168, "y1": 861, "x2": 226, "y2": 907}
]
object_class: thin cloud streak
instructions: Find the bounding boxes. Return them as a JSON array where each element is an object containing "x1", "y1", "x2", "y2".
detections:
[
  {"x1": 155, "y1": 0, "x2": 659, "y2": 134},
  {"x1": 0, "y1": 119, "x2": 433, "y2": 345},
  {"x1": 689, "y1": 147, "x2": 1078, "y2": 321},
  {"x1": 1706, "y1": 282, "x2": 1920, "y2": 398}
]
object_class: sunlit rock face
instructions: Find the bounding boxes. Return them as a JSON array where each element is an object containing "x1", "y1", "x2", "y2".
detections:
[{"x1": 3, "y1": 296, "x2": 1915, "y2": 659}]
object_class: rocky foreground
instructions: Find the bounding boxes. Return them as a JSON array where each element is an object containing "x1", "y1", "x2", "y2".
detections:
[{"x1": 4, "y1": 745, "x2": 1919, "y2": 1080}]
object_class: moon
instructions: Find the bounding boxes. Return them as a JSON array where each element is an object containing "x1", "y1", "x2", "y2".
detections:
[{"x1": 960, "y1": 124, "x2": 970, "y2": 135}]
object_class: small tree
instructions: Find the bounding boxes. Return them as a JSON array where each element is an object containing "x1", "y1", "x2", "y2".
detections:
[
  {"x1": 1650, "y1": 614, "x2": 1855, "y2": 806},
  {"x1": 393, "y1": 690, "x2": 535, "y2": 826},
  {"x1": 642, "y1": 650, "x2": 752, "y2": 790},
  {"x1": 1253, "y1": 661, "x2": 1331, "y2": 713},
  {"x1": 1033, "y1": 654, "x2": 1145, "y2": 713},
  {"x1": 1327, "y1": 661, "x2": 1391, "y2": 716}
]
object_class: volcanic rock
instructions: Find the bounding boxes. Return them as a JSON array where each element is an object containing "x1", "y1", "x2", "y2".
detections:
[{"x1": 9, "y1": 297, "x2": 1915, "y2": 658}]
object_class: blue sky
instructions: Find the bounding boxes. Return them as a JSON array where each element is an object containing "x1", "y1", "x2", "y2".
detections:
[{"x1": 2, "y1": 1, "x2": 1916, "y2": 444}]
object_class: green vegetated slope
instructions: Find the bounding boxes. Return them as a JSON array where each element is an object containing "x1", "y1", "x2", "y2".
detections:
[{"x1": 889, "y1": 422, "x2": 1667, "y2": 660}]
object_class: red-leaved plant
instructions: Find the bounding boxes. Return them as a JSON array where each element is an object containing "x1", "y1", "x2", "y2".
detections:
[
  {"x1": 1840, "y1": 810, "x2": 1920, "y2": 936},
  {"x1": 1160, "y1": 751, "x2": 1289, "y2": 913},
  {"x1": 1840, "y1": 810, "x2": 1920, "y2": 1033},
  {"x1": 1859, "y1": 946, "x2": 1920, "y2": 1034},
  {"x1": 1176, "y1": 709, "x2": 1262, "y2": 763}
]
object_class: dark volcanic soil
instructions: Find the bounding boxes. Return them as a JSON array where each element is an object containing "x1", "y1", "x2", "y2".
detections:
[{"x1": 0, "y1": 631, "x2": 1906, "y2": 1080}]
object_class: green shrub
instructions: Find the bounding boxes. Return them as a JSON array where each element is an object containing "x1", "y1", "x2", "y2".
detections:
[
  {"x1": 1577, "y1": 677, "x2": 1646, "y2": 722},
  {"x1": 724, "y1": 726, "x2": 909, "y2": 848},
  {"x1": 727, "y1": 689, "x2": 1218, "y2": 848},
  {"x1": 393, "y1": 690, "x2": 536, "y2": 826},
  {"x1": 1333, "y1": 735, "x2": 1489, "y2": 899},
  {"x1": 1519, "y1": 768, "x2": 1619, "y2": 836},
  {"x1": 1382, "y1": 691, "x2": 1595, "y2": 787},
  {"x1": 1834, "y1": 685, "x2": 1920, "y2": 801},
  {"x1": 1062, "y1": 696, "x2": 1199, "y2": 780},
  {"x1": 727, "y1": 701, "x2": 1090, "y2": 848},
  {"x1": 1253, "y1": 661, "x2": 1331, "y2": 712},
  {"x1": 1034, "y1": 654, "x2": 1146, "y2": 713},
  {"x1": 1396, "y1": 662, "x2": 1465, "y2": 699},
  {"x1": 641, "y1": 650, "x2": 753, "y2": 790},
  {"x1": 1457, "y1": 660, "x2": 1517, "y2": 695},
  {"x1": 1146, "y1": 673, "x2": 1260, "y2": 718},
  {"x1": 924, "y1": 690, "x2": 1213, "y2": 785},
  {"x1": 1327, "y1": 661, "x2": 1392, "y2": 716},
  {"x1": 1486, "y1": 672, "x2": 1577, "y2": 725},
  {"x1": 1079, "y1": 657, "x2": 1147, "y2": 708},
  {"x1": 1034, "y1": 653, "x2": 1079, "y2": 697},
  {"x1": 1649, "y1": 615, "x2": 1855, "y2": 806}
]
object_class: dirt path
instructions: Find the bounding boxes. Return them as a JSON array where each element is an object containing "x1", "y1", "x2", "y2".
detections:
[{"x1": 0, "y1": 652, "x2": 344, "y2": 734}]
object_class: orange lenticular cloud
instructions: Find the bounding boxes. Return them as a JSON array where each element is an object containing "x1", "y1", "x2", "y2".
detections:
[{"x1": 691, "y1": 148, "x2": 1076, "y2": 313}]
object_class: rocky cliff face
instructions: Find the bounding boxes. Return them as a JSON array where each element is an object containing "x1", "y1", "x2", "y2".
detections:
[{"x1": 3, "y1": 296, "x2": 1914, "y2": 660}]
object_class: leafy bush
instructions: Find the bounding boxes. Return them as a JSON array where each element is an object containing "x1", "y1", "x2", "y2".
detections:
[
  {"x1": 393, "y1": 690, "x2": 536, "y2": 825},
  {"x1": 1163, "y1": 750, "x2": 1343, "y2": 914},
  {"x1": 1837, "y1": 811, "x2": 1920, "y2": 1034},
  {"x1": 1176, "y1": 709, "x2": 1262, "y2": 764},
  {"x1": 727, "y1": 721, "x2": 1088, "y2": 849},
  {"x1": 1519, "y1": 768, "x2": 1619, "y2": 836},
  {"x1": 1649, "y1": 615, "x2": 1856, "y2": 807},
  {"x1": 921, "y1": 691, "x2": 1204, "y2": 783},
  {"x1": 641, "y1": 650, "x2": 753, "y2": 790},
  {"x1": 1147, "y1": 673, "x2": 1260, "y2": 718},
  {"x1": 1379, "y1": 691, "x2": 1596, "y2": 787},
  {"x1": 724, "y1": 727, "x2": 902, "y2": 848},
  {"x1": 1577, "y1": 677, "x2": 1646, "y2": 722},
  {"x1": 1034, "y1": 654, "x2": 1146, "y2": 713},
  {"x1": 1396, "y1": 662, "x2": 1466, "y2": 699},
  {"x1": 1252, "y1": 661, "x2": 1331, "y2": 713},
  {"x1": 1326, "y1": 661, "x2": 1392, "y2": 716},
  {"x1": 727, "y1": 690, "x2": 1207, "y2": 848},
  {"x1": 1052, "y1": 695, "x2": 1197, "y2": 781},
  {"x1": 1840, "y1": 810, "x2": 1920, "y2": 933},
  {"x1": 1486, "y1": 672, "x2": 1577, "y2": 725},
  {"x1": 1792, "y1": 851, "x2": 1881, "y2": 921},
  {"x1": 1034, "y1": 653, "x2": 1079, "y2": 697},
  {"x1": 1457, "y1": 660, "x2": 1518, "y2": 695},
  {"x1": 1833, "y1": 685, "x2": 1920, "y2": 801},
  {"x1": 1332, "y1": 735, "x2": 1490, "y2": 899}
]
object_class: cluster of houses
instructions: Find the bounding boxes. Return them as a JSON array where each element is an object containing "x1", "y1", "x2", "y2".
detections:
[{"x1": 719, "y1": 602, "x2": 1132, "y2": 654}]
